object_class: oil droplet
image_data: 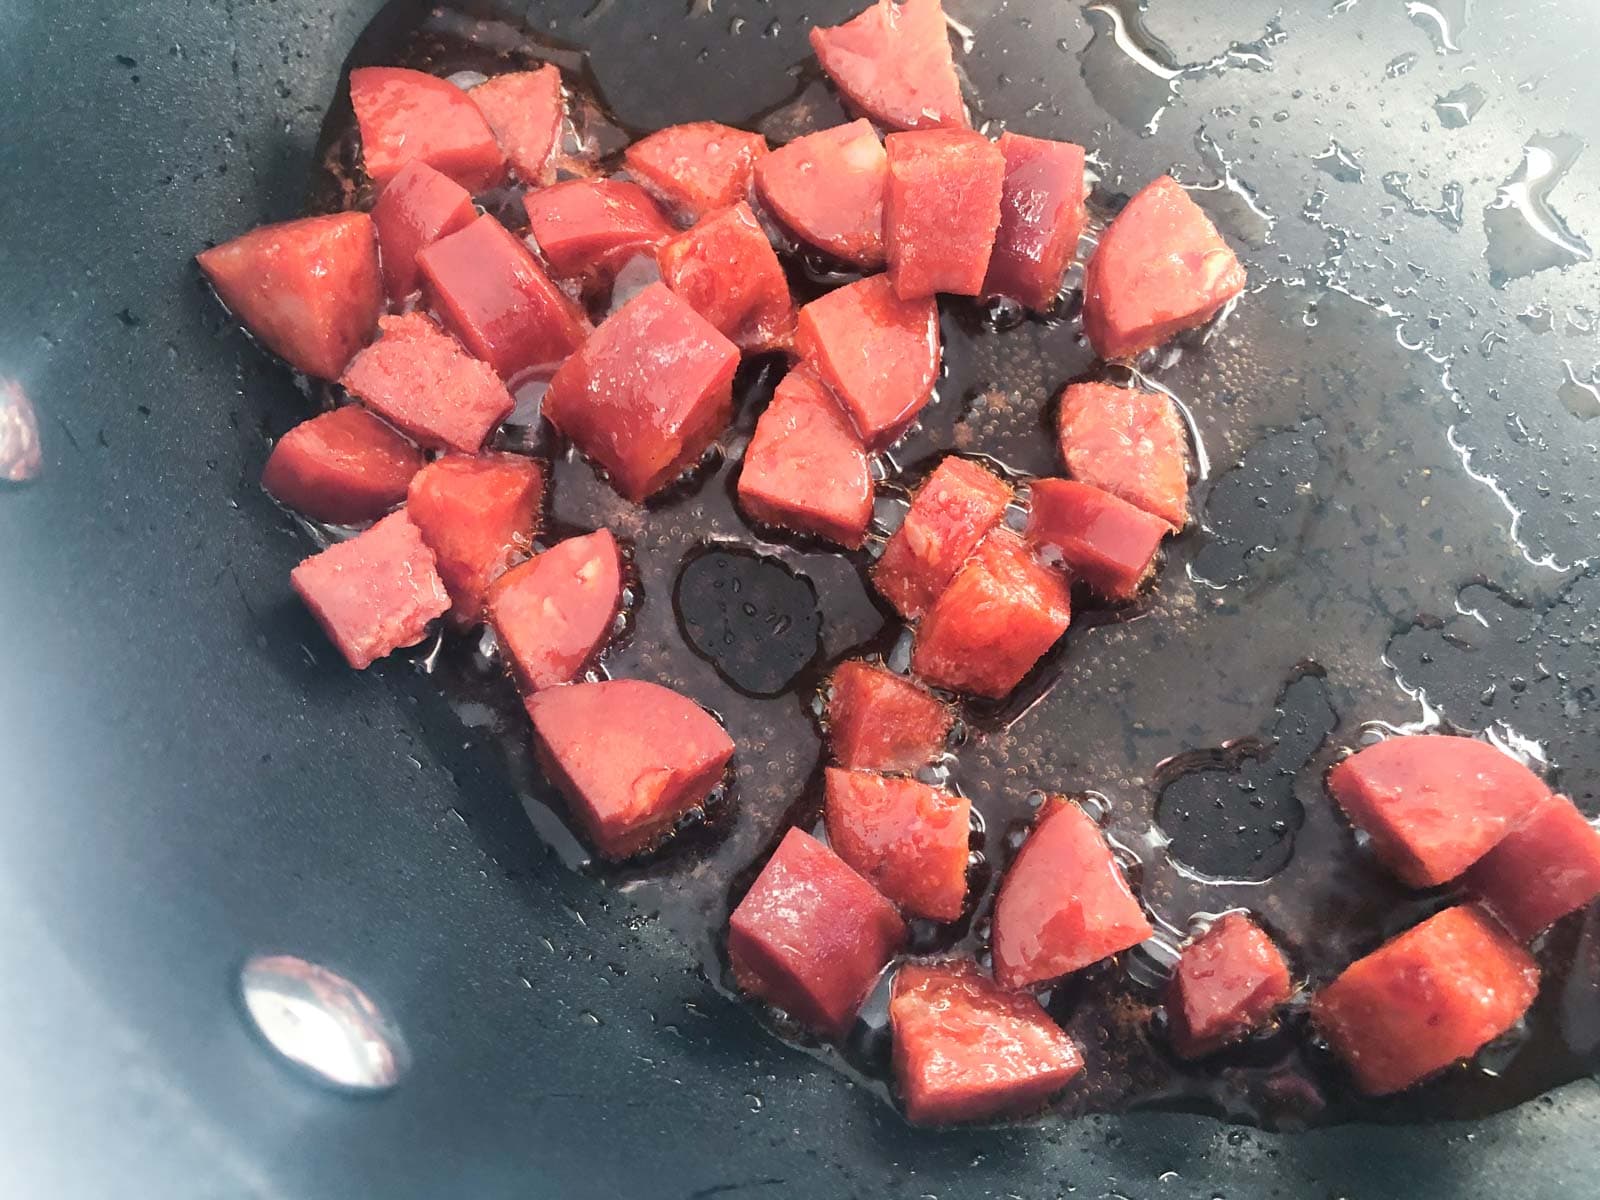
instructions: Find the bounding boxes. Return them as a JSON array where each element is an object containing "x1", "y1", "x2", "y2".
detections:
[
  {"x1": 1434, "y1": 81, "x2": 1487, "y2": 128},
  {"x1": 1405, "y1": 0, "x2": 1468, "y2": 53},
  {"x1": 1517, "y1": 303, "x2": 1555, "y2": 334},
  {"x1": 1557, "y1": 362, "x2": 1600, "y2": 421},
  {"x1": 1381, "y1": 171, "x2": 1465, "y2": 230},
  {"x1": 1385, "y1": 51, "x2": 1420, "y2": 78},
  {"x1": 1483, "y1": 133, "x2": 1592, "y2": 288},
  {"x1": 1312, "y1": 138, "x2": 1364, "y2": 184},
  {"x1": 1078, "y1": 0, "x2": 1285, "y2": 136},
  {"x1": 673, "y1": 546, "x2": 822, "y2": 696}
]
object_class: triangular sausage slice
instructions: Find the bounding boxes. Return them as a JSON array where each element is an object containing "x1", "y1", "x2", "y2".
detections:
[
  {"x1": 754, "y1": 120, "x2": 887, "y2": 269},
  {"x1": 992, "y1": 797, "x2": 1152, "y2": 989},
  {"x1": 1327, "y1": 734, "x2": 1551, "y2": 887},
  {"x1": 1083, "y1": 175, "x2": 1245, "y2": 360},
  {"x1": 350, "y1": 66, "x2": 505, "y2": 191},
  {"x1": 470, "y1": 66, "x2": 564, "y2": 186},
  {"x1": 525, "y1": 679, "x2": 734, "y2": 859},
  {"x1": 197, "y1": 213, "x2": 382, "y2": 381},
  {"x1": 809, "y1": 0, "x2": 969, "y2": 132},
  {"x1": 1056, "y1": 382, "x2": 1189, "y2": 530},
  {"x1": 891, "y1": 960, "x2": 1083, "y2": 1124}
]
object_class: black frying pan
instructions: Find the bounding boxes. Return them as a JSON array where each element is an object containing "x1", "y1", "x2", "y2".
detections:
[{"x1": 4, "y1": 0, "x2": 1599, "y2": 1195}]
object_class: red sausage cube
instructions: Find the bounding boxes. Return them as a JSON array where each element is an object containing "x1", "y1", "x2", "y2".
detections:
[
  {"x1": 371, "y1": 160, "x2": 478, "y2": 301},
  {"x1": 1057, "y1": 382, "x2": 1189, "y2": 530},
  {"x1": 523, "y1": 179, "x2": 676, "y2": 282},
  {"x1": 469, "y1": 66, "x2": 564, "y2": 186},
  {"x1": 657, "y1": 202, "x2": 796, "y2": 352},
  {"x1": 1327, "y1": 735, "x2": 1551, "y2": 888},
  {"x1": 624, "y1": 121, "x2": 769, "y2": 222},
  {"x1": 983, "y1": 133, "x2": 1087, "y2": 310},
  {"x1": 1026, "y1": 478, "x2": 1169, "y2": 601},
  {"x1": 874, "y1": 456, "x2": 1012, "y2": 619},
  {"x1": 1166, "y1": 913, "x2": 1293, "y2": 1059},
  {"x1": 1466, "y1": 793, "x2": 1600, "y2": 941},
  {"x1": 0, "y1": 379, "x2": 41, "y2": 484},
  {"x1": 911, "y1": 531, "x2": 1071, "y2": 700},
  {"x1": 197, "y1": 212, "x2": 382, "y2": 381},
  {"x1": 754, "y1": 120, "x2": 887, "y2": 269},
  {"x1": 809, "y1": 0, "x2": 968, "y2": 132},
  {"x1": 891, "y1": 960, "x2": 1083, "y2": 1125},
  {"x1": 826, "y1": 660, "x2": 952, "y2": 774},
  {"x1": 728, "y1": 828, "x2": 907, "y2": 1037},
  {"x1": 349, "y1": 66, "x2": 505, "y2": 192},
  {"x1": 525, "y1": 679, "x2": 735, "y2": 859},
  {"x1": 262, "y1": 406, "x2": 424, "y2": 525},
  {"x1": 737, "y1": 368, "x2": 872, "y2": 547},
  {"x1": 290, "y1": 511, "x2": 450, "y2": 670},
  {"x1": 824, "y1": 768, "x2": 969, "y2": 921},
  {"x1": 796, "y1": 274, "x2": 939, "y2": 448},
  {"x1": 543, "y1": 283, "x2": 739, "y2": 502},
  {"x1": 417, "y1": 214, "x2": 590, "y2": 381},
  {"x1": 340, "y1": 313, "x2": 515, "y2": 454},
  {"x1": 993, "y1": 797, "x2": 1152, "y2": 990},
  {"x1": 405, "y1": 452, "x2": 544, "y2": 627},
  {"x1": 884, "y1": 130, "x2": 1005, "y2": 300},
  {"x1": 1311, "y1": 906, "x2": 1539, "y2": 1096},
  {"x1": 488, "y1": 529, "x2": 622, "y2": 691},
  {"x1": 1083, "y1": 175, "x2": 1245, "y2": 360}
]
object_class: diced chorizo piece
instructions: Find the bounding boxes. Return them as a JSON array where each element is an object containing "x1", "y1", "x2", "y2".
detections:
[
  {"x1": 1057, "y1": 382, "x2": 1189, "y2": 530},
  {"x1": 0, "y1": 379, "x2": 42, "y2": 484},
  {"x1": 824, "y1": 768, "x2": 969, "y2": 921},
  {"x1": 469, "y1": 66, "x2": 564, "y2": 186},
  {"x1": 809, "y1": 0, "x2": 968, "y2": 132},
  {"x1": 795, "y1": 274, "x2": 939, "y2": 448},
  {"x1": 754, "y1": 120, "x2": 887, "y2": 269},
  {"x1": 340, "y1": 313, "x2": 515, "y2": 454},
  {"x1": 826, "y1": 660, "x2": 952, "y2": 774},
  {"x1": 737, "y1": 368, "x2": 872, "y2": 547},
  {"x1": 873, "y1": 456, "x2": 1012, "y2": 619},
  {"x1": 371, "y1": 160, "x2": 478, "y2": 302},
  {"x1": 992, "y1": 797, "x2": 1152, "y2": 990},
  {"x1": 416, "y1": 214, "x2": 590, "y2": 381},
  {"x1": 911, "y1": 531, "x2": 1070, "y2": 700},
  {"x1": 262, "y1": 406, "x2": 424, "y2": 525},
  {"x1": 349, "y1": 66, "x2": 505, "y2": 192},
  {"x1": 197, "y1": 212, "x2": 382, "y2": 381},
  {"x1": 728, "y1": 828, "x2": 907, "y2": 1037},
  {"x1": 1327, "y1": 735, "x2": 1551, "y2": 888},
  {"x1": 523, "y1": 179, "x2": 676, "y2": 282},
  {"x1": 525, "y1": 678, "x2": 735, "y2": 859},
  {"x1": 983, "y1": 133, "x2": 1087, "y2": 310},
  {"x1": 657, "y1": 203, "x2": 796, "y2": 352},
  {"x1": 624, "y1": 121, "x2": 770, "y2": 222},
  {"x1": 487, "y1": 529, "x2": 622, "y2": 691},
  {"x1": 1026, "y1": 478, "x2": 1168, "y2": 602},
  {"x1": 1083, "y1": 175, "x2": 1245, "y2": 360},
  {"x1": 290, "y1": 511, "x2": 450, "y2": 670},
  {"x1": 1311, "y1": 906, "x2": 1539, "y2": 1096},
  {"x1": 544, "y1": 283, "x2": 739, "y2": 502},
  {"x1": 1165, "y1": 913, "x2": 1293, "y2": 1059},
  {"x1": 405, "y1": 452, "x2": 545, "y2": 627},
  {"x1": 1466, "y1": 793, "x2": 1600, "y2": 941},
  {"x1": 891, "y1": 960, "x2": 1083, "y2": 1125},
  {"x1": 884, "y1": 130, "x2": 1005, "y2": 299}
]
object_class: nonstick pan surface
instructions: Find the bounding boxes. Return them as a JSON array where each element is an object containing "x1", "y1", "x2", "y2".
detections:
[{"x1": 3, "y1": 0, "x2": 1599, "y2": 1196}]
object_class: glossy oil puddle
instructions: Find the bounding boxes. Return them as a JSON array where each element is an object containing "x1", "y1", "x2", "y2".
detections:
[{"x1": 275, "y1": 0, "x2": 1600, "y2": 1132}]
